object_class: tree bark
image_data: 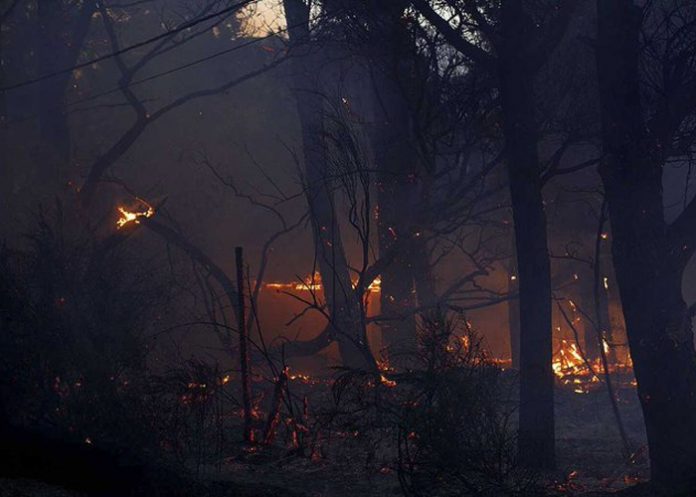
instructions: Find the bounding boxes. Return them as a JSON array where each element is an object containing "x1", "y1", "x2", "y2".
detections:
[
  {"x1": 577, "y1": 266, "x2": 601, "y2": 361},
  {"x1": 596, "y1": 0, "x2": 696, "y2": 489},
  {"x1": 507, "y1": 242, "x2": 521, "y2": 369},
  {"x1": 36, "y1": 1, "x2": 95, "y2": 192},
  {"x1": 371, "y1": 77, "x2": 420, "y2": 365},
  {"x1": 499, "y1": 0, "x2": 554, "y2": 470}
]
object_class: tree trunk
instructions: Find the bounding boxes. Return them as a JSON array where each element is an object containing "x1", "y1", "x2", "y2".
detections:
[
  {"x1": 596, "y1": 0, "x2": 696, "y2": 489},
  {"x1": 507, "y1": 243, "x2": 521, "y2": 369},
  {"x1": 578, "y1": 271, "x2": 601, "y2": 361},
  {"x1": 371, "y1": 91, "x2": 420, "y2": 365},
  {"x1": 499, "y1": 0, "x2": 554, "y2": 469},
  {"x1": 412, "y1": 235, "x2": 435, "y2": 307},
  {"x1": 36, "y1": 1, "x2": 95, "y2": 193},
  {"x1": 366, "y1": 3, "x2": 428, "y2": 367},
  {"x1": 283, "y1": 0, "x2": 373, "y2": 370}
]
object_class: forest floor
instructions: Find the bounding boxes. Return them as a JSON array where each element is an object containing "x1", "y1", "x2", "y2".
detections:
[
  {"x1": 0, "y1": 384, "x2": 650, "y2": 497},
  {"x1": 213, "y1": 384, "x2": 649, "y2": 497}
]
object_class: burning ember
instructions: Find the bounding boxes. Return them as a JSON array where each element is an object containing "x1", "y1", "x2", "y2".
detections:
[
  {"x1": 116, "y1": 204, "x2": 155, "y2": 229},
  {"x1": 379, "y1": 374, "x2": 397, "y2": 388}
]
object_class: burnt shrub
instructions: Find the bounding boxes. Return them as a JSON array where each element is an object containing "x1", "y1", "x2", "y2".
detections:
[
  {"x1": 329, "y1": 310, "x2": 536, "y2": 496},
  {"x1": 0, "y1": 203, "x2": 177, "y2": 460}
]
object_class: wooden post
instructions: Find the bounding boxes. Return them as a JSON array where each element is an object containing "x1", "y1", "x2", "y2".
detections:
[{"x1": 235, "y1": 246, "x2": 253, "y2": 443}]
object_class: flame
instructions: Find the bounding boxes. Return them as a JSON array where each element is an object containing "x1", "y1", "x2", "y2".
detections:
[
  {"x1": 265, "y1": 273, "x2": 381, "y2": 293},
  {"x1": 376, "y1": 356, "x2": 394, "y2": 373},
  {"x1": 287, "y1": 369, "x2": 323, "y2": 385},
  {"x1": 379, "y1": 374, "x2": 397, "y2": 388},
  {"x1": 116, "y1": 204, "x2": 154, "y2": 229},
  {"x1": 552, "y1": 339, "x2": 635, "y2": 393},
  {"x1": 552, "y1": 340, "x2": 601, "y2": 393}
]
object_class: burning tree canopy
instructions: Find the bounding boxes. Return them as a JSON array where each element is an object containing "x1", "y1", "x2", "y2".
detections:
[{"x1": 1, "y1": 0, "x2": 695, "y2": 496}]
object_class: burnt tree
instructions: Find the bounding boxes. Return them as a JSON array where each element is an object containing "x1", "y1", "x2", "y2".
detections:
[
  {"x1": 413, "y1": 0, "x2": 578, "y2": 469},
  {"x1": 36, "y1": 0, "x2": 95, "y2": 191},
  {"x1": 283, "y1": 0, "x2": 374, "y2": 370},
  {"x1": 596, "y1": 0, "x2": 696, "y2": 490},
  {"x1": 364, "y1": 2, "x2": 430, "y2": 365}
]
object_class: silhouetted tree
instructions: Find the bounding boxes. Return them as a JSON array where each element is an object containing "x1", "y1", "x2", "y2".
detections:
[
  {"x1": 413, "y1": 0, "x2": 578, "y2": 469},
  {"x1": 596, "y1": 0, "x2": 696, "y2": 490},
  {"x1": 282, "y1": 0, "x2": 374, "y2": 370}
]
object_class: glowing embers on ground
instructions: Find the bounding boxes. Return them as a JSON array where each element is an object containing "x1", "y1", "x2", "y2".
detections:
[
  {"x1": 265, "y1": 273, "x2": 382, "y2": 293},
  {"x1": 116, "y1": 202, "x2": 155, "y2": 229}
]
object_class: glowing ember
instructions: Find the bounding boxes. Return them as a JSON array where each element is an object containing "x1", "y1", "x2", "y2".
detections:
[
  {"x1": 116, "y1": 204, "x2": 154, "y2": 229},
  {"x1": 379, "y1": 374, "x2": 397, "y2": 388},
  {"x1": 287, "y1": 368, "x2": 325, "y2": 385}
]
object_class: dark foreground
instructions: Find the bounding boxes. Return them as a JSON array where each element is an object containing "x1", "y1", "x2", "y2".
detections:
[{"x1": 0, "y1": 381, "x2": 661, "y2": 497}]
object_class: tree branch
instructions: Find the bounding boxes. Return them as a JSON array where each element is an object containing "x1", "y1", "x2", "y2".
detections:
[{"x1": 411, "y1": 0, "x2": 497, "y2": 72}]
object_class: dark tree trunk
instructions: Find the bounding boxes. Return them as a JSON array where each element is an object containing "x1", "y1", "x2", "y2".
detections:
[
  {"x1": 283, "y1": 0, "x2": 373, "y2": 370},
  {"x1": 412, "y1": 235, "x2": 435, "y2": 307},
  {"x1": 366, "y1": 3, "x2": 431, "y2": 366},
  {"x1": 597, "y1": 249, "x2": 618, "y2": 364},
  {"x1": 499, "y1": 0, "x2": 554, "y2": 470},
  {"x1": 578, "y1": 270, "x2": 601, "y2": 361},
  {"x1": 36, "y1": 0, "x2": 94, "y2": 192},
  {"x1": 596, "y1": 0, "x2": 696, "y2": 490},
  {"x1": 507, "y1": 243, "x2": 521, "y2": 369},
  {"x1": 371, "y1": 85, "x2": 420, "y2": 364}
]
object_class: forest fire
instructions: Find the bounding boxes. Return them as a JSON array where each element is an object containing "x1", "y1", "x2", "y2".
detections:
[{"x1": 7, "y1": 0, "x2": 695, "y2": 493}]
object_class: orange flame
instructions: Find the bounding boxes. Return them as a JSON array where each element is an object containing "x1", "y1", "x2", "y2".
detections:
[{"x1": 116, "y1": 204, "x2": 154, "y2": 229}]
